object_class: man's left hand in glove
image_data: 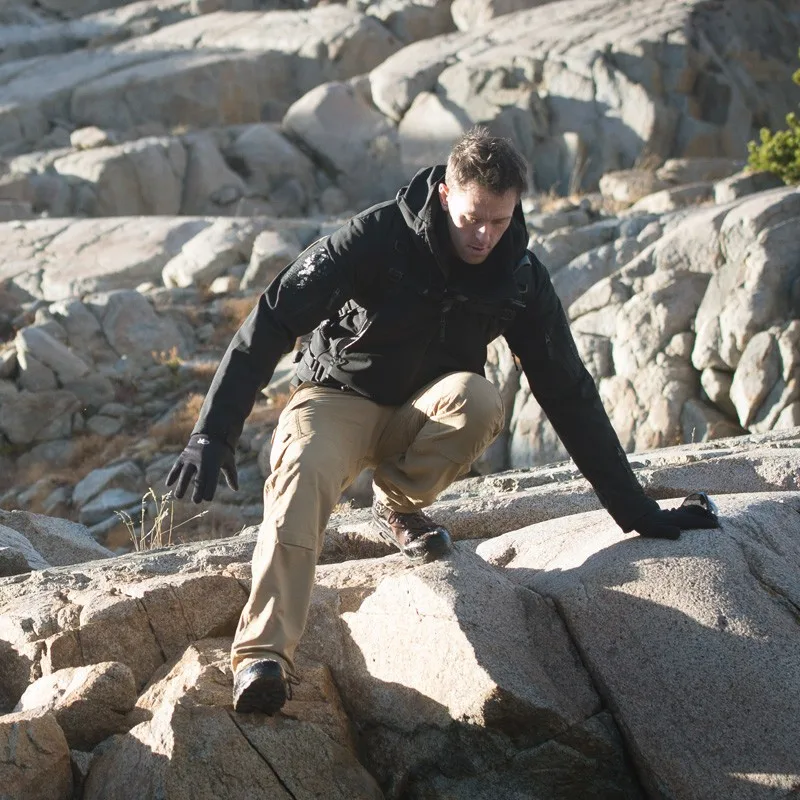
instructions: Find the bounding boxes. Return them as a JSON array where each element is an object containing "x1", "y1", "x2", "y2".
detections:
[
  {"x1": 166, "y1": 434, "x2": 239, "y2": 504},
  {"x1": 633, "y1": 493, "x2": 720, "y2": 540}
]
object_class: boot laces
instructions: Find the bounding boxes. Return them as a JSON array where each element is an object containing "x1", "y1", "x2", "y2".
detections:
[{"x1": 389, "y1": 509, "x2": 438, "y2": 540}]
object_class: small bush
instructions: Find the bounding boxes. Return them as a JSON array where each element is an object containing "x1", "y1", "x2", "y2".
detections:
[{"x1": 747, "y1": 54, "x2": 800, "y2": 185}]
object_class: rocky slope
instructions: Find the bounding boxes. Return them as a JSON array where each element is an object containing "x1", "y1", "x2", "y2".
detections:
[
  {"x1": 1, "y1": 432, "x2": 799, "y2": 798},
  {"x1": 1, "y1": 2, "x2": 800, "y2": 795}
]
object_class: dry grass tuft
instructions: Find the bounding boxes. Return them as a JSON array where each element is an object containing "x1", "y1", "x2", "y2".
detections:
[
  {"x1": 150, "y1": 393, "x2": 205, "y2": 448},
  {"x1": 209, "y1": 296, "x2": 259, "y2": 347}
]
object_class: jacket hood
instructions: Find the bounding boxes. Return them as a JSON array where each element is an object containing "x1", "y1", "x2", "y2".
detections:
[{"x1": 396, "y1": 165, "x2": 529, "y2": 263}]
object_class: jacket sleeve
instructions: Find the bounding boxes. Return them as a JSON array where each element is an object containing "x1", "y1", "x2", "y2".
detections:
[
  {"x1": 503, "y1": 253, "x2": 659, "y2": 531},
  {"x1": 191, "y1": 217, "x2": 374, "y2": 451}
]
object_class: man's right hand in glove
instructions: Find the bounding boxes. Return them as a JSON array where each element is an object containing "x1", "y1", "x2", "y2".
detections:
[{"x1": 166, "y1": 434, "x2": 239, "y2": 504}]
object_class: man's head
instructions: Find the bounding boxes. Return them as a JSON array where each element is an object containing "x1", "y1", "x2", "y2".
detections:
[{"x1": 438, "y1": 126, "x2": 528, "y2": 265}]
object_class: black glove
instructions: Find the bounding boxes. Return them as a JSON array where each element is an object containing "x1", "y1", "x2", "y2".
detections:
[
  {"x1": 166, "y1": 434, "x2": 239, "y2": 504},
  {"x1": 633, "y1": 493, "x2": 720, "y2": 540}
]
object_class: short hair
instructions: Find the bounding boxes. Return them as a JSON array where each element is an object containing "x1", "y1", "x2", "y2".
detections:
[{"x1": 445, "y1": 126, "x2": 528, "y2": 195}]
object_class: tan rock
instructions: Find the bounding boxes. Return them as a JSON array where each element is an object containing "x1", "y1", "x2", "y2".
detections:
[
  {"x1": 83, "y1": 639, "x2": 382, "y2": 800},
  {"x1": 0, "y1": 712, "x2": 72, "y2": 800},
  {"x1": 14, "y1": 662, "x2": 137, "y2": 750}
]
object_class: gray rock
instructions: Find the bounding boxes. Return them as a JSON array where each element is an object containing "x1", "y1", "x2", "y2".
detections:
[
  {"x1": 16, "y1": 325, "x2": 92, "y2": 383},
  {"x1": 179, "y1": 131, "x2": 247, "y2": 216},
  {"x1": 86, "y1": 289, "x2": 189, "y2": 366},
  {"x1": 17, "y1": 353, "x2": 58, "y2": 392},
  {"x1": 628, "y1": 181, "x2": 714, "y2": 214},
  {"x1": 477, "y1": 492, "x2": 800, "y2": 800},
  {"x1": 0, "y1": 509, "x2": 113, "y2": 566},
  {"x1": 656, "y1": 157, "x2": 743, "y2": 185},
  {"x1": 61, "y1": 373, "x2": 116, "y2": 410},
  {"x1": 73, "y1": 461, "x2": 145, "y2": 507},
  {"x1": 161, "y1": 218, "x2": 267, "y2": 289},
  {"x1": 241, "y1": 229, "x2": 302, "y2": 291},
  {"x1": 224, "y1": 123, "x2": 317, "y2": 204},
  {"x1": 0, "y1": 546, "x2": 35, "y2": 577},
  {"x1": 599, "y1": 169, "x2": 670, "y2": 205},
  {"x1": 53, "y1": 137, "x2": 186, "y2": 216},
  {"x1": 0, "y1": 524, "x2": 50, "y2": 571},
  {"x1": 284, "y1": 80, "x2": 405, "y2": 207},
  {"x1": 78, "y1": 488, "x2": 144, "y2": 527},
  {"x1": 0, "y1": 389, "x2": 80, "y2": 445},
  {"x1": 85, "y1": 414, "x2": 124, "y2": 437},
  {"x1": 713, "y1": 169, "x2": 784, "y2": 204}
]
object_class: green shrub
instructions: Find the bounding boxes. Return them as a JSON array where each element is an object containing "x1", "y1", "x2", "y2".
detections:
[{"x1": 747, "y1": 54, "x2": 800, "y2": 185}]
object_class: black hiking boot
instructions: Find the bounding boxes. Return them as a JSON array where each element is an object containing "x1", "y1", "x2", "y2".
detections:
[
  {"x1": 372, "y1": 499, "x2": 452, "y2": 563},
  {"x1": 233, "y1": 659, "x2": 293, "y2": 715}
]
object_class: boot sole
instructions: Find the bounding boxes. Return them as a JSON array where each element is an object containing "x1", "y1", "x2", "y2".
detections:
[{"x1": 233, "y1": 674, "x2": 287, "y2": 715}]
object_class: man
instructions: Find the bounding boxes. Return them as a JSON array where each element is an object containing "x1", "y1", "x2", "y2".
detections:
[{"x1": 166, "y1": 127, "x2": 718, "y2": 716}]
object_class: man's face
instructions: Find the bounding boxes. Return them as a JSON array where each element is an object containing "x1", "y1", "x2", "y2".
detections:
[{"x1": 438, "y1": 180, "x2": 519, "y2": 265}]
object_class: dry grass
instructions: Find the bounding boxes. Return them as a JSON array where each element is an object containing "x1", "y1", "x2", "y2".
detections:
[
  {"x1": 209, "y1": 296, "x2": 258, "y2": 348},
  {"x1": 150, "y1": 392, "x2": 205, "y2": 449}
]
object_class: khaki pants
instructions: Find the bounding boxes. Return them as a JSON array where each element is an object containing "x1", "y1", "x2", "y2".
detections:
[{"x1": 231, "y1": 371, "x2": 505, "y2": 676}]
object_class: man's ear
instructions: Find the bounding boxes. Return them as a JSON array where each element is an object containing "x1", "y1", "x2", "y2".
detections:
[{"x1": 438, "y1": 182, "x2": 449, "y2": 210}]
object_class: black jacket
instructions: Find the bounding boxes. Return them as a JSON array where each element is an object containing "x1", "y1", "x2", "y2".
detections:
[{"x1": 194, "y1": 166, "x2": 658, "y2": 530}]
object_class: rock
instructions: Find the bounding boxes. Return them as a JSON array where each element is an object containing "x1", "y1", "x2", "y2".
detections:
[
  {"x1": 0, "y1": 389, "x2": 80, "y2": 445},
  {"x1": 15, "y1": 439, "x2": 81, "y2": 471},
  {"x1": 15, "y1": 326, "x2": 92, "y2": 383},
  {"x1": 179, "y1": 131, "x2": 247, "y2": 216},
  {"x1": 284, "y1": 80, "x2": 405, "y2": 207},
  {"x1": 14, "y1": 662, "x2": 137, "y2": 751},
  {"x1": 53, "y1": 137, "x2": 187, "y2": 216},
  {"x1": 70, "y1": 125, "x2": 118, "y2": 149},
  {"x1": 450, "y1": 0, "x2": 551, "y2": 30},
  {"x1": 61, "y1": 373, "x2": 116, "y2": 410},
  {"x1": 85, "y1": 414, "x2": 124, "y2": 436},
  {"x1": 713, "y1": 169, "x2": 785, "y2": 204},
  {"x1": 598, "y1": 169, "x2": 670, "y2": 205},
  {"x1": 0, "y1": 217, "x2": 213, "y2": 301},
  {"x1": 355, "y1": 0, "x2": 455, "y2": 43},
  {"x1": 371, "y1": 0, "x2": 800, "y2": 191},
  {"x1": 162, "y1": 218, "x2": 266, "y2": 289},
  {"x1": 729, "y1": 329, "x2": 782, "y2": 429},
  {"x1": 0, "y1": 712, "x2": 72, "y2": 800},
  {"x1": 77, "y1": 488, "x2": 143, "y2": 527},
  {"x1": 325, "y1": 547, "x2": 638, "y2": 796},
  {"x1": 0, "y1": 545, "x2": 34, "y2": 577},
  {"x1": 86, "y1": 289, "x2": 190, "y2": 365},
  {"x1": 0, "y1": 199, "x2": 34, "y2": 220},
  {"x1": 0, "y1": 347, "x2": 17, "y2": 379},
  {"x1": 472, "y1": 336, "x2": 519, "y2": 474},
  {"x1": 0, "y1": 510, "x2": 113, "y2": 566},
  {"x1": 656, "y1": 157, "x2": 743, "y2": 185},
  {"x1": 526, "y1": 207, "x2": 591, "y2": 234},
  {"x1": 17, "y1": 353, "x2": 59, "y2": 392},
  {"x1": 241, "y1": 229, "x2": 302, "y2": 291},
  {"x1": 0, "y1": 526, "x2": 50, "y2": 572},
  {"x1": 66, "y1": 7, "x2": 402, "y2": 137},
  {"x1": 477, "y1": 492, "x2": 800, "y2": 800},
  {"x1": 628, "y1": 181, "x2": 714, "y2": 214},
  {"x1": 701, "y1": 367, "x2": 736, "y2": 418},
  {"x1": 82, "y1": 639, "x2": 382, "y2": 800},
  {"x1": 73, "y1": 461, "x2": 145, "y2": 507},
  {"x1": 532, "y1": 219, "x2": 619, "y2": 272},
  {"x1": 223, "y1": 123, "x2": 317, "y2": 206},
  {"x1": 680, "y1": 396, "x2": 744, "y2": 443},
  {"x1": 692, "y1": 187, "x2": 800, "y2": 372}
]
